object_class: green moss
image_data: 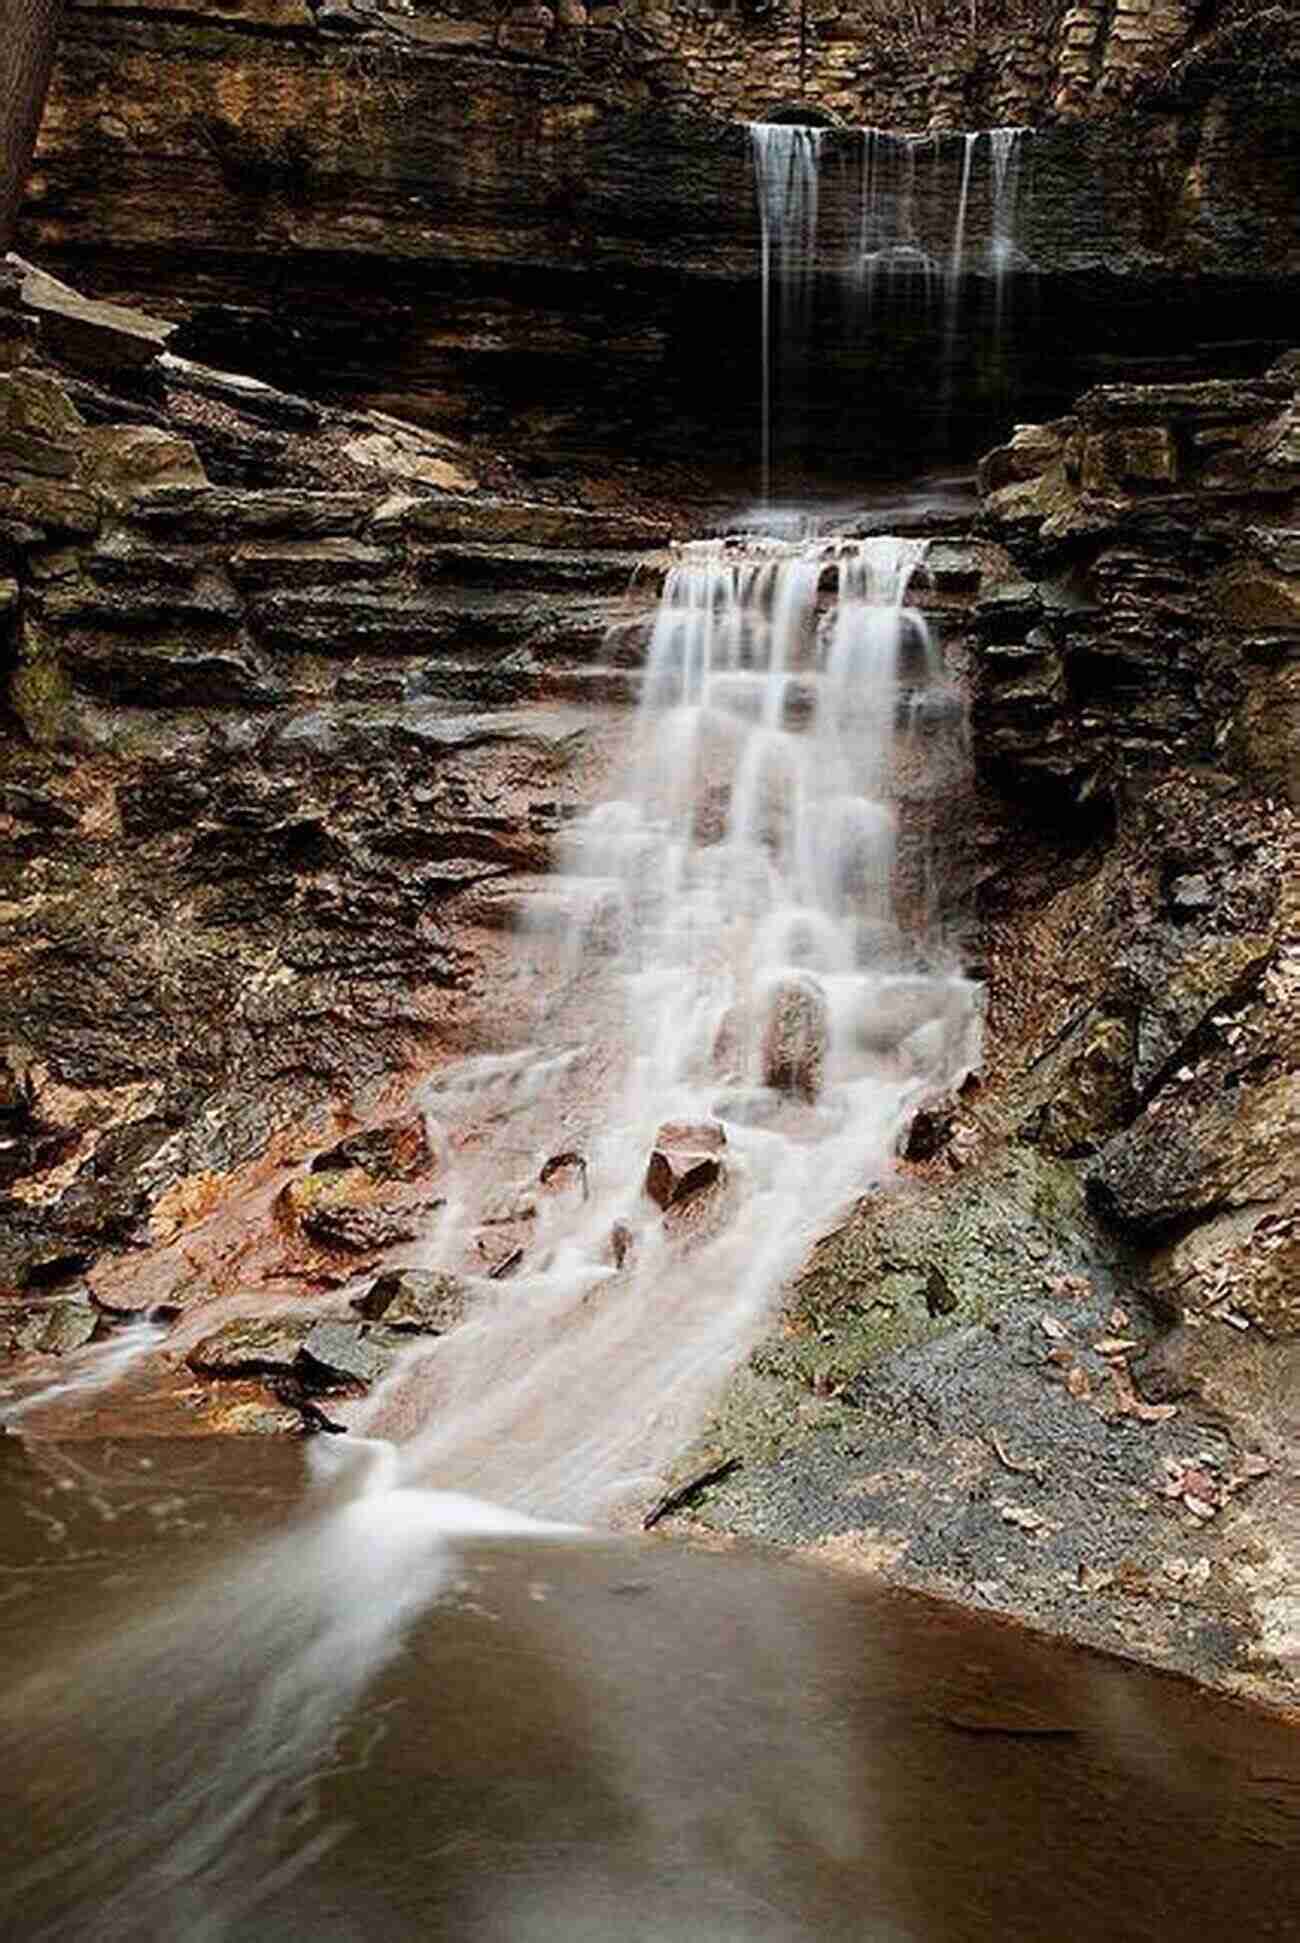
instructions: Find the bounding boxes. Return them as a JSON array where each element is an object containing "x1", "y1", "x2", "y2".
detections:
[{"x1": 11, "y1": 653, "x2": 72, "y2": 746}]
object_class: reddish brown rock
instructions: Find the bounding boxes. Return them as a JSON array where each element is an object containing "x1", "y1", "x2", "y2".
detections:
[{"x1": 644, "y1": 1121, "x2": 726, "y2": 1212}]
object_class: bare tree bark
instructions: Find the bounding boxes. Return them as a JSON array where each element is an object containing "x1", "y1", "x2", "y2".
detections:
[{"x1": 0, "y1": 0, "x2": 68, "y2": 256}]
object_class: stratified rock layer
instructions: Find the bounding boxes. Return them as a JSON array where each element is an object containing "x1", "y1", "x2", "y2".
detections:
[
  {"x1": 18, "y1": 2, "x2": 1300, "y2": 475},
  {"x1": 0, "y1": 278, "x2": 667, "y2": 1288}
]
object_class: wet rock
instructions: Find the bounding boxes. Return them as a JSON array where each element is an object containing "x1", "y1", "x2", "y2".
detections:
[
  {"x1": 4, "y1": 1294, "x2": 101, "y2": 1356},
  {"x1": 296, "y1": 1320, "x2": 393, "y2": 1393},
  {"x1": 645, "y1": 1121, "x2": 726, "y2": 1212},
  {"x1": 276, "y1": 1169, "x2": 435, "y2": 1254},
  {"x1": 187, "y1": 1316, "x2": 314, "y2": 1379},
  {"x1": 352, "y1": 1268, "x2": 469, "y2": 1333},
  {"x1": 1089, "y1": 1069, "x2": 1296, "y2": 1236},
  {"x1": 761, "y1": 974, "x2": 829, "y2": 1104},
  {"x1": 1126, "y1": 930, "x2": 1275, "y2": 1097},
  {"x1": 901, "y1": 1096, "x2": 957, "y2": 1162},
  {"x1": 1021, "y1": 1011, "x2": 1135, "y2": 1160},
  {"x1": 310, "y1": 1113, "x2": 435, "y2": 1184},
  {"x1": 538, "y1": 1150, "x2": 588, "y2": 1200}
]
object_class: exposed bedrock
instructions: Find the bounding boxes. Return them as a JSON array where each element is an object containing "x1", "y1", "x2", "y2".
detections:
[
  {"x1": 17, "y1": 2, "x2": 1300, "y2": 475},
  {"x1": 0, "y1": 283, "x2": 670, "y2": 1288}
]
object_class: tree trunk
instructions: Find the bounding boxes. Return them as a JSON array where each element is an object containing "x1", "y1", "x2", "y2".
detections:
[{"x1": 0, "y1": 0, "x2": 68, "y2": 256}]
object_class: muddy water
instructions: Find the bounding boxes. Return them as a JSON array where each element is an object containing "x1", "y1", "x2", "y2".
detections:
[{"x1": 2, "y1": 1437, "x2": 1297, "y2": 1941}]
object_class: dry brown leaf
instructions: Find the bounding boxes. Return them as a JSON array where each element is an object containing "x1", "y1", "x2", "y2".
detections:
[
  {"x1": 1049, "y1": 1273, "x2": 1091, "y2": 1302},
  {"x1": 1093, "y1": 1336, "x2": 1140, "y2": 1357},
  {"x1": 1000, "y1": 1504, "x2": 1045, "y2": 1535},
  {"x1": 1066, "y1": 1364, "x2": 1092, "y2": 1401},
  {"x1": 1109, "y1": 1362, "x2": 1178, "y2": 1424}
]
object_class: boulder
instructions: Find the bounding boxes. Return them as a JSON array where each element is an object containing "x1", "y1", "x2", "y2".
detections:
[
  {"x1": 760, "y1": 974, "x2": 829, "y2": 1103},
  {"x1": 538, "y1": 1150, "x2": 588, "y2": 1200},
  {"x1": 310, "y1": 1113, "x2": 435, "y2": 1184},
  {"x1": 5, "y1": 1294, "x2": 100, "y2": 1356},
  {"x1": 9, "y1": 257, "x2": 174, "y2": 374},
  {"x1": 296, "y1": 1320, "x2": 393, "y2": 1392},
  {"x1": 276, "y1": 1168, "x2": 436, "y2": 1254},
  {"x1": 351, "y1": 1267, "x2": 470, "y2": 1332},
  {"x1": 187, "y1": 1316, "x2": 314, "y2": 1379},
  {"x1": 645, "y1": 1121, "x2": 726, "y2": 1211}
]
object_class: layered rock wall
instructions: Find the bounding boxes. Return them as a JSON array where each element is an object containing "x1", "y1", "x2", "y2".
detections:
[
  {"x1": 0, "y1": 275, "x2": 667, "y2": 1288},
  {"x1": 17, "y1": 1, "x2": 1299, "y2": 474}
]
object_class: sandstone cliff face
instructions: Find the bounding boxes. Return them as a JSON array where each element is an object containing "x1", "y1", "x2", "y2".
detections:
[{"x1": 17, "y1": 1, "x2": 1299, "y2": 475}]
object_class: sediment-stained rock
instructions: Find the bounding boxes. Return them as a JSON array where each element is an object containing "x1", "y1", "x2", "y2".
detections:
[
  {"x1": 644, "y1": 1121, "x2": 727, "y2": 1211},
  {"x1": 352, "y1": 1266, "x2": 470, "y2": 1332}
]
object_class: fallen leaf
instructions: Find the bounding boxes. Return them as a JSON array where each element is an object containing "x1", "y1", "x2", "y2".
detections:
[
  {"x1": 1049, "y1": 1274, "x2": 1091, "y2": 1302},
  {"x1": 1093, "y1": 1336, "x2": 1140, "y2": 1357},
  {"x1": 1109, "y1": 1363, "x2": 1178, "y2": 1424},
  {"x1": 999, "y1": 1504, "x2": 1045, "y2": 1535},
  {"x1": 1108, "y1": 1306, "x2": 1130, "y2": 1331},
  {"x1": 1183, "y1": 1494, "x2": 1219, "y2": 1521},
  {"x1": 1040, "y1": 1314, "x2": 1069, "y2": 1342},
  {"x1": 1066, "y1": 1364, "x2": 1092, "y2": 1401}
]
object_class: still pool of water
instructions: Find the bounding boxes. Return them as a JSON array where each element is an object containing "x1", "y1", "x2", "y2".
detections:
[{"x1": 1, "y1": 1436, "x2": 1297, "y2": 1940}]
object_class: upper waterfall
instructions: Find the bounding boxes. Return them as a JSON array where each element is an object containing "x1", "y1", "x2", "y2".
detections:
[{"x1": 748, "y1": 123, "x2": 1032, "y2": 496}]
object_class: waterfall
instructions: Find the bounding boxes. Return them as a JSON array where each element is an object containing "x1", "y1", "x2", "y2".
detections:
[
  {"x1": 349, "y1": 534, "x2": 980, "y2": 1523},
  {"x1": 748, "y1": 122, "x2": 1032, "y2": 493},
  {"x1": 750, "y1": 123, "x2": 826, "y2": 501},
  {"x1": 989, "y1": 125, "x2": 1028, "y2": 328}
]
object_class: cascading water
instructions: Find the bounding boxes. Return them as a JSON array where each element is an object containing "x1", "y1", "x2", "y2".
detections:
[
  {"x1": 350, "y1": 534, "x2": 980, "y2": 1522},
  {"x1": 750, "y1": 123, "x2": 826, "y2": 501},
  {"x1": 0, "y1": 534, "x2": 981, "y2": 1937}
]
